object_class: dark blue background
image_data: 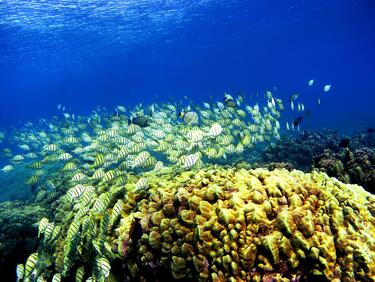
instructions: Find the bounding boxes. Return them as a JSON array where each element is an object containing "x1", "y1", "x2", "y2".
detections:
[{"x1": 0, "y1": 0, "x2": 374, "y2": 131}]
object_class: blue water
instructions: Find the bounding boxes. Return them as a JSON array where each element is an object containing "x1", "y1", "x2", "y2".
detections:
[
  {"x1": 0, "y1": 2, "x2": 375, "y2": 279},
  {"x1": 0, "y1": 0, "x2": 374, "y2": 130}
]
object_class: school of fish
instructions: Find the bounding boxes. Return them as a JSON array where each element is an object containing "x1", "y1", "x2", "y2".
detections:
[
  {"x1": 0, "y1": 79, "x2": 332, "y2": 187},
  {"x1": 0, "y1": 78, "x2": 333, "y2": 281}
]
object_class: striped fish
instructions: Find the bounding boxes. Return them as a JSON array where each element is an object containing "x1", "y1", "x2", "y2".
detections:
[
  {"x1": 58, "y1": 152, "x2": 73, "y2": 161},
  {"x1": 182, "y1": 153, "x2": 200, "y2": 169},
  {"x1": 52, "y1": 273, "x2": 61, "y2": 282},
  {"x1": 225, "y1": 144, "x2": 236, "y2": 154},
  {"x1": 217, "y1": 134, "x2": 233, "y2": 146},
  {"x1": 19, "y1": 144, "x2": 30, "y2": 151},
  {"x1": 110, "y1": 199, "x2": 123, "y2": 225},
  {"x1": 183, "y1": 111, "x2": 198, "y2": 124},
  {"x1": 153, "y1": 161, "x2": 164, "y2": 171},
  {"x1": 142, "y1": 155, "x2": 156, "y2": 168},
  {"x1": 236, "y1": 109, "x2": 246, "y2": 117},
  {"x1": 75, "y1": 266, "x2": 85, "y2": 282},
  {"x1": 100, "y1": 211, "x2": 110, "y2": 234},
  {"x1": 24, "y1": 253, "x2": 38, "y2": 278},
  {"x1": 25, "y1": 152, "x2": 38, "y2": 159},
  {"x1": 92, "y1": 168, "x2": 105, "y2": 180},
  {"x1": 12, "y1": 154, "x2": 25, "y2": 162},
  {"x1": 67, "y1": 220, "x2": 80, "y2": 239},
  {"x1": 63, "y1": 249, "x2": 75, "y2": 274},
  {"x1": 208, "y1": 123, "x2": 223, "y2": 137},
  {"x1": 96, "y1": 257, "x2": 111, "y2": 278},
  {"x1": 43, "y1": 144, "x2": 59, "y2": 152},
  {"x1": 76, "y1": 206, "x2": 90, "y2": 219},
  {"x1": 117, "y1": 147, "x2": 129, "y2": 159},
  {"x1": 115, "y1": 174, "x2": 127, "y2": 185},
  {"x1": 38, "y1": 218, "x2": 49, "y2": 237},
  {"x1": 35, "y1": 190, "x2": 47, "y2": 202},
  {"x1": 62, "y1": 162, "x2": 77, "y2": 171},
  {"x1": 92, "y1": 192, "x2": 111, "y2": 214},
  {"x1": 103, "y1": 170, "x2": 116, "y2": 183},
  {"x1": 50, "y1": 225, "x2": 61, "y2": 242},
  {"x1": 16, "y1": 264, "x2": 24, "y2": 281},
  {"x1": 186, "y1": 129, "x2": 204, "y2": 143},
  {"x1": 64, "y1": 136, "x2": 80, "y2": 144},
  {"x1": 34, "y1": 169, "x2": 45, "y2": 177},
  {"x1": 82, "y1": 216, "x2": 95, "y2": 235},
  {"x1": 1, "y1": 165, "x2": 13, "y2": 172},
  {"x1": 44, "y1": 222, "x2": 55, "y2": 240},
  {"x1": 92, "y1": 239, "x2": 104, "y2": 256},
  {"x1": 93, "y1": 153, "x2": 105, "y2": 167},
  {"x1": 79, "y1": 191, "x2": 93, "y2": 207},
  {"x1": 26, "y1": 175, "x2": 39, "y2": 185},
  {"x1": 135, "y1": 177, "x2": 148, "y2": 191},
  {"x1": 235, "y1": 143, "x2": 244, "y2": 154},
  {"x1": 71, "y1": 172, "x2": 86, "y2": 183},
  {"x1": 133, "y1": 151, "x2": 150, "y2": 168},
  {"x1": 68, "y1": 184, "x2": 85, "y2": 199},
  {"x1": 155, "y1": 141, "x2": 169, "y2": 152},
  {"x1": 28, "y1": 161, "x2": 44, "y2": 169},
  {"x1": 127, "y1": 123, "x2": 140, "y2": 135},
  {"x1": 241, "y1": 134, "x2": 251, "y2": 146}
]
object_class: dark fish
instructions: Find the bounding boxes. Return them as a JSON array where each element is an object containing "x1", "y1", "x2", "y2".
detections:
[
  {"x1": 224, "y1": 94, "x2": 236, "y2": 108},
  {"x1": 128, "y1": 115, "x2": 149, "y2": 127},
  {"x1": 293, "y1": 110, "x2": 311, "y2": 127},
  {"x1": 224, "y1": 99, "x2": 236, "y2": 108},
  {"x1": 122, "y1": 217, "x2": 142, "y2": 257},
  {"x1": 339, "y1": 138, "x2": 350, "y2": 148},
  {"x1": 293, "y1": 116, "x2": 304, "y2": 127},
  {"x1": 130, "y1": 217, "x2": 143, "y2": 243},
  {"x1": 367, "y1": 128, "x2": 375, "y2": 134}
]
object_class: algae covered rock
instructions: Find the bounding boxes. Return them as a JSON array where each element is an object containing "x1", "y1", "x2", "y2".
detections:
[
  {"x1": 21, "y1": 165, "x2": 375, "y2": 281},
  {"x1": 314, "y1": 147, "x2": 375, "y2": 193},
  {"x1": 0, "y1": 201, "x2": 47, "y2": 279}
]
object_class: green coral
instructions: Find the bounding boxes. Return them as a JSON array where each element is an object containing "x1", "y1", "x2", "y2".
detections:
[{"x1": 23, "y1": 165, "x2": 375, "y2": 281}]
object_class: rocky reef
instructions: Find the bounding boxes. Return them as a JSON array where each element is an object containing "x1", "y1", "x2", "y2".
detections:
[
  {"x1": 0, "y1": 201, "x2": 47, "y2": 278},
  {"x1": 313, "y1": 147, "x2": 375, "y2": 193},
  {"x1": 20, "y1": 165, "x2": 375, "y2": 281},
  {"x1": 260, "y1": 129, "x2": 375, "y2": 172},
  {"x1": 350, "y1": 128, "x2": 375, "y2": 149},
  {"x1": 259, "y1": 130, "x2": 344, "y2": 171}
]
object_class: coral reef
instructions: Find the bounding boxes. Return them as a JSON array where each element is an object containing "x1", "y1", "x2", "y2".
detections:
[
  {"x1": 22, "y1": 165, "x2": 375, "y2": 281},
  {"x1": 259, "y1": 130, "x2": 343, "y2": 171},
  {"x1": 259, "y1": 129, "x2": 375, "y2": 173},
  {"x1": 350, "y1": 128, "x2": 375, "y2": 149},
  {"x1": 0, "y1": 201, "x2": 47, "y2": 280},
  {"x1": 313, "y1": 147, "x2": 375, "y2": 193}
]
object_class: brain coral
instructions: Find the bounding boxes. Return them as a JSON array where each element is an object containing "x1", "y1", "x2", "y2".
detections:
[{"x1": 30, "y1": 165, "x2": 375, "y2": 281}]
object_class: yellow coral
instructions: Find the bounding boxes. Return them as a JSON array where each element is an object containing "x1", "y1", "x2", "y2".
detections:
[{"x1": 26, "y1": 165, "x2": 375, "y2": 281}]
